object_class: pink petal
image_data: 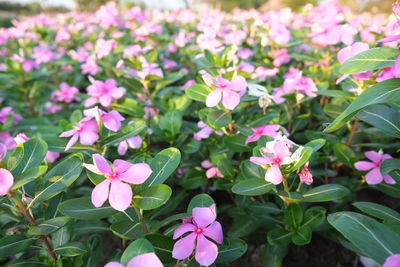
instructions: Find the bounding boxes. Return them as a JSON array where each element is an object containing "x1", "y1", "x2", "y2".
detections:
[
  {"x1": 195, "y1": 234, "x2": 218, "y2": 266},
  {"x1": 82, "y1": 120, "x2": 99, "y2": 132},
  {"x1": 250, "y1": 156, "x2": 273, "y2": 166},
  {"x1": 206, "y1": 168, "x2": 217, "y2": 178},
  {"x1": 201, "y1": 160, "x2": 213, "y2": 169},
  {"x1": 377, "y1": 35, "x2": 400, "y2": 43},
  {"x1": 59, "y1": 129, "x2": 76, "y2": 138},
  {"x1": 274, "y1": 141, "x2": 290, "y2": 159},
  {"x1": 119, "y1": 163, "x2": 152, "y2": 184},
  {"x1": 203, "y1": 221, "x2": 223, "y2": 244},
  {"x1": 65, "y1": 133, "x2": 79, "y2": 151},
  {"x1": 229, "y1": 76, "x2": 247, "y2": 92},
  {"x1": 79, "y1": 131, "x2": 99, "y2": 145},
  {"x1": 117, "y1": 141, "x2": 128, "y2": 155},
  {"x1": 222, "y1": 90, "x2": 240, "y2": 110},
  {"x1": 383, "y1": 175, "x2": 396, "y2": 184},
  {"x1": 173, "y1": 223, "x2": 196, "y2": 239},
  {"x1": 113, "y1": 159, "x2": 133, "y2": 173},
  {"x1": 104, "y1": 262, "x2": 124, "y2": 267},
  {"x1": 99, "y1": 95, "x2": 113, "y2": 107},
  {"x1": 127, "y1": 253, "x2": 163, "y2": 267},
  {"x1": 365, "y1": 167, "x2": 383, "y2": 185},
  {"x1": 206, "y1": 89, "x2": 222, "y2": 107},
  {"x1": 172, "y1": 232, "x2": 196, "y2": 260},
  {"x1": 103, "y1": 114, "x2": 121, "y2": 132},
  {"x1": 245, "y1": 134, "x2": 260, "y2": 144},
  {"x1": 109, "y1": 179, "x2": 132, "y2": 211},
  {"x1": 193, "y1": 204, "x2": 216, "y2": 228},
  {"x1": 84, "y1": 97, "x2": 98, "y2": 107},
  {"x1": 91, "y1": 179, "x2": 110, "y2": 208},
  {"x1": 82, "y1": 163, "x2": 102, "y2": 175},
  {"x1": 265, "y1": 164, "x2": 283, "y2": 185},
  {"x1": 354, "y1": 161, "x2": 375, "y2": 171},
  {"x1": 364, "y1": 151, "x2": 383, "y2": 164},
  {"x1": 0, "y1": 168, "x2": 13, "y2": 196},
  {"x1": 383, "y1": 254, "x2": 400, "y2": 267},
  {"x1": 93, "y1": 154, "x2": 112, "y2": 175},
  {"x1": 127, "y1": 136, "x2": 142, "y2": 148}
]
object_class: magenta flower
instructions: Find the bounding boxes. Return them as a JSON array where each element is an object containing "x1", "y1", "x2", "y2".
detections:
[
  {"x1": 245, "y1": 124, "x2": 282, "y2": 144},
  {"x1": 59, "y1": 118, "x2": 99, "y2": 151},
  {"x1": 117, "y1": 136, "x2": 142, "y2": 156},
  {"x1": 85, "y1": 77, "x2": 125, "y2": 107},
  {"x1": 14, "y1": 133, "x2": 30, "y2": 145},
  {"x1": 172, "y1": 204, "x2": 223, "y2": 266},
  {"x1": 0, "y1": 106, "x2": 22, "y2": 124},
  {"x1": 299, "y1": 163, "x2": 313, "y2": 185},
  {"x1": 84, "y1": 107, "x2": 125, "y2": 132},
  {"x1": 201, "y1": 160, "x2": 224, "y2": 179},
  {"x1": 0, "y1": 168, "x2": 13, "y2": 196},
  {"x1": 205, "y1": 76, "x2": 247, "y2": 110},
  {"x1": 52, "y1": 83, "x2": 79, "y2": 103},
  {"x1": 193, "y1": 121, "x2": 222, "y2": 141},
  {"x1": 45, "y1": 151, "x2": 60, "y2": 163},
  {"x1": 354, "y1": 151, "x2": 395, "y2": 185},
  {"x1": 83, "y1": 154, "x2": 152, "y2": 211},
  {"x1": 383, "y1": 254, "x2": 400, "y2": 267},
  {"x1": 104, "y1": 252, "x2": 163, "y2": 267},
  {"x1": 250, "y1": 140, "x2": 293, "y2": 185},
  {"x1": 0, "y1": 131, "x2": 17, "y2": 150}
]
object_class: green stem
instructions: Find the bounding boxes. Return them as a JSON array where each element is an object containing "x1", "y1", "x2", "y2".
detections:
[{"x1": 132, "y1": 204, "x2": 149, "y2": 234}]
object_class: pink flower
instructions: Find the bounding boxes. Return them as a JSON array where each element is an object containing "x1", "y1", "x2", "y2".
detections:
[
  {"x1": 0, "y1": 132, "x2": 17, "y2": 150},
  {"x1": 84, "y1": 107, "x2": 125, "y2": 132},
  {"x1": 193, "y1": 121, "x2": 222, "y2": 141},
  {"x1": 81, "y1": 56, "x2": 100, "y2": 75},
  {"x1": 52, "y1": 83, "x2": 79, "y2": 103},
  {"x1": 45, "y1": 151, "x2": 60, "y2": 163},
  {"x1": 85, "y1": 77, "x2": 125, "y2": 107},
  {"x1": 250, "y1": 140, "x2": 293, "y2": 185},
  {"x1": 84, "y1": 154, "x2": 152, "y2": 211},
  {"x1": 272, "y1": 48, "x2": 290, "y2": 67},
  {"x1": 14, "y1": 133, "x2": 30, "y2": 145},
  {"x1": 59, "y1": 118, "x2": 99, "y2": 151},
  {"x1": 201, "y1": 160, "x2": 224, "y2": 179},
  {"x1": 354, "y1": 151, "x2": 395, "y2": 185},
  {"x1": 337, "y1": 42, "x2": 369, "y2": 64},
  {"x1": 0, "y1": 144, "x2": 6, "y2": 161},
  {"x1": 237, "y1": 48, "x2": 253, "y2": 60},
  {"x1": 383, "y1": 254, "x2": 400, "y2": 267},
  {"x1": 117, "y1": 136, "x2": 142, "y2": 155},
  {"x1": 299, "y1": 163, "x2": 313, "y2": 185},
  {"x1": 376, "y1": 56, "x2": 400, "y2": 82},
  {"x1": 104, "y1": 252, "x2": 162, "y2": 267},
  {"x1": 205, "y1": 76, "x2": 247, "y2": 110},
  {"x1": 172, "y1": 204, "x2": 223, "y2": 266},
  {"x1": 0, "y1": 168, "x2": 13, "y2": 196},
  {"x1": 246, "y1": 124, "x2": 282, "y2": 144},
  {"x1": 181, "y1": 80, "x2": 196, "y2": 90},
  {"x1": 0, "y1": 106, "x2": 22, "y2": 124},
  {"x1": 254, "y1": 67, "x2": 279, "y2": 80}
]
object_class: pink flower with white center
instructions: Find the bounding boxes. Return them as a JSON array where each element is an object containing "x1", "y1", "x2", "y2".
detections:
[
  {"x1": 201, "y1": 160, "x2": 224, "y2": 179},
  {"x1": 193, "y1": 121, "x2": 222, "y2": 141},
  {"x1": 354, "y1": 151, "x2": 395, "y2": 185},
  {"x1": 52, "y1": 83, "x2": 79, "y2": 103},
  {"x1": 250, "y1": 140, "x2": 293, "y2": 185},
  {"x1": 85, "y1": 77, "x2": 125, "y2": 107},
  {"x1": 205, "y1": 75, "x2": 247, "y2": 110},
  {"x1": 299, "y1": 163, "x2": 313, "y2": 185},
  {"x1": 245, "y1": 124, "x2": 282, "y2": 144},
  {"x1": 84, "y1": 107, "x2": 125, "y2": 132},
  {"x1": 172, "y1": 204, "x2": 223, "y2": 266},
  {"x1": 0, "y1": 168, "x2": 13, "y2": 196},
  {"x1": 83, "y1": 154, "x2": 152, "y2": 211},
  {"x1": 117, "y1": 136, "x2": 142, "y2": 156},
  {"x1": 383, "y1": 254, "x2": 400, "y2": 267},
  {"x1": 59, "y1": 118, "x2": 99, "y2": 151},
  {"x1": 104, "y1": 252, "x2": 163, "y2": 267}
]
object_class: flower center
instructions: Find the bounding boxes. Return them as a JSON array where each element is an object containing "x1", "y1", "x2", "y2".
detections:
[
  {"x1": 110, "y1": 172, "x2": 119, "y2": 179},
  {"x1": 274, "y1": 158, "x2": 282, "y2": 165},
  {"x1": 219, "y1": 83, "x2": 227, "y2": 89},
  {"x1": 195, "y1": 227, "x2": 203, "y2": 234}
]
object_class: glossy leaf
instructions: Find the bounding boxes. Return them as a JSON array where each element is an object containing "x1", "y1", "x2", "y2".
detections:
[
  {"x1": 232, "y1": 178, "x2": 275, "y2": 196},
  {"x1": 302, "y1": 184, "x2": 349, "y2": 202},
  {"x1": 58, "y1": 197, "x2": 117, "y2": 220},
  {"x1": 133, "y1": 184, "x2": 172, "y2": 210}
]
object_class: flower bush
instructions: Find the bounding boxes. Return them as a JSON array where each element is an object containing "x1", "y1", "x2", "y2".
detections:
[{"x1": 0, "y1": 0, "x2": 400, "y2": 266}]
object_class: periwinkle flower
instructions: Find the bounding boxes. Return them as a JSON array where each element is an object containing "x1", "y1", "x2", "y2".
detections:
[
  {"x1": 205, "y1": 75, "x2": 247, "y2": 110},
  {"x1": 0, "y1": 168, "x2": 13, "y2": 196},
  {"x1": 59, "y1": 118, "x2": 99, "y2": 151},
  {"x1": 354, "y1": 151, "x2": 395, "y2": 185},
  {"x1": 104, "y1": 252, "x2": 163, "y2": 267}
]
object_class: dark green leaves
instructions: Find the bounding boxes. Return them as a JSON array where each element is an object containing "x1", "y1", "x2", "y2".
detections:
[
  {"x1": 110, "y1": 221, "x2": 144, "y2": 240},
  {"x1": 187, "y1": 194, "x2": 215, "y2": 212},
  {"x1": 133, "y1": 184, "x2": 172, "y2": 210},
  {"x1": 54, "y1": 242, "x2": 87, "y2": 257},
  {"x1": 284, "y1": 203, "x2": 303, "y2": 230},
  {"x1": 12, "y1": 166, "x2": 47, "y2": 190},
  {"x1": 58, "y1": 197, "x2": 117, "y2": 220},
  {"x1": 207, "y1": 110, "x2": 232, "y2": 128},
  {"x1": 340, "y1": 47, "x2": 399, "y2": 74},
  {"x1": 28, "y1": 217, "x2": 70, "y2": 235},
  {"x1": 353, "y1": 202, "x2": 400, "y2": 223},
  {"x1": 159, "y1": 110, "x2": 182, "y2": 138},
  {"x1": 185, "y1": 84, "x2": 213, "y2": 102},
  {"x1": 216, "y1": 238, "x2": 248, "y2": 263},
  {"x1": 302, "y1": 184, "x2": 349, "y2": 202},
  {"x1": 12, "y1": 138, "x2": 48, "y2": 176},
  {"x1": 357, "y1": 104, "x2": 400, "y2": 138},
  {"x1": 0, "y1": 235, "x2": 35, "y2": 257},
  {"x1": 232, "y1": 178, "x2": 275, "y2": 196},
  {"x1": 101, "y1": 120, "x2": 145, "y2": 147},
  {"x1": 120, "y1": 238, "x2": 154, "y2": 265}
]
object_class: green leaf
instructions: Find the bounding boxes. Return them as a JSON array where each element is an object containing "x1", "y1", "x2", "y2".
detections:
[
  {"x1": 13, "y1": 138, "x2": 48, "y2": 176},
  {"x1": 29, "y1": 154, "x2": 83, "y2": 207},
  {"x1": 267, "y1": 229, "x2": 293, "y2": 246},
  {"x1": 340, "y1": 47, "x2": 399, "y2": 74},
  {"x1": 187, "y1": 194, "x2": 215, "y2": 213},
  {"x1": 261, "y1": 244, "x2": 288, "y2": 267},
  {"x1": 0, "y1": 235, "x2": 34, "y2": 257},
  {"x1": 324, "y1": 78, "x2": 400, "y2": 132},
  {"x1": 159, "y1": 110, "x2": 182, "y2": 137},
  {"x1": 333, "y1": 144, "x2": 355, "y2": 167},
  {"x1": 28, "y1": 217, "x2": 70, "y2": 235},
  {"x1": 304, "y1": 139, "x2": 326, "y2": 153},
  {"x1": 303, "y1": 206, "x2": 326, "y2": 228},
  {"x1": 246, "y1": 202, "x2": 281, "y2": 215},
  {"x1": 381, "y1": 158, "x2": 400, "y2": 175},
  {"x1": 377, "y1": 183, "x2": 400, "y2": 198},
  {"x1": 133, "y1": 184, "x2": 172, "y2": 210},
  {"x1": 207, "y1": 110, "x2": 232, "y2": 128},
  {"x1": 155, "y1": 71, "x2": 185, "y2": 91},
  {"x1": 145, "y1": 233, "x2": 175, "y2": 264},
  {"x1": 328, "y1": 211, "x2": 400, "y2": 264},
  {"x1": 284, "y1": 203, "x2": 303, "y2": 230},
  {"x1": 353, "y1": 202, "x2": 400, "y2": 223},
  {"x1": 54, "y1": 242, "x2": 87, "y2": 257},
  {"x1": 139, "y1": 148, "x2": 181, "y2": 189},
  {"x1": 289, "y1": 146, "x2": 313, "y2": 172},
  {"x1": 101, "y1": 120, "x2": 145, "y2": 147},
  {"x1": 291, "y1": 226, "x2": 312, "y2": 245},
  {"x1": 223, "y1": 135, "x2": 250, "y2": 152},
  {"x1": 185, "y1": 84, "x2": 213, "y2": 102},
  {"x1": 303, "y1": 184, "x2": 349, "y2": 202},
  {"x1": 58, "y1": 197, "x2": 117, "y2": 220},
  {"x1": 7, "y1": 146, "x2": 24, "y2": 171},
  {"x1": 357, "y1": 104, "x2": 400, "y2": 138},
  {"x1": 110, "y1": 220, "x2": 145, "y2": 240},
  {"x1": 120, "y1": 238, "x2": 154, "y2": 265},
  {"x1": 215, "y1": 238, "x2": 248, "y2": 263},
  {"x1": 12, "y1": 166, "x2": 47, "y2": 190},
  {"x1": 232, "y1": 178, "x2": 275, "y2": 196}
]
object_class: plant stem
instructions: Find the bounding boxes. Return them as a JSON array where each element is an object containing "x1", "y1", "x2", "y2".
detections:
[
  {"x1": 10, "y1": 193, "x2": 57, "y2": 261},
  {"x1": 132, "y1": 204, "x2": 149, "y2": 234},
  {"x1": 347, "y1": 119, "x2": 359, "y2": 146}
]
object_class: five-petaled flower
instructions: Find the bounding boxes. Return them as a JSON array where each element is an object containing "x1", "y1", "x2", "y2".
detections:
[
  {"x1": 172, "y1": 204, "x2": 223, "y2": 266},
  {"x1": 83, "y1": 154, "x2": 152, "y2": 211},
  {"x1": 354, "y1": 151, "x2": 395, "y2": 185},
  {"x1": 205, "y1": 75, "x2": 247, "y2": 110},
  {"x1": 85, "y1": 77, "x2": 125, "y2": 107},
  {"x1": 59, "y1": 118, "x2": 99, "y2": 151}
]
